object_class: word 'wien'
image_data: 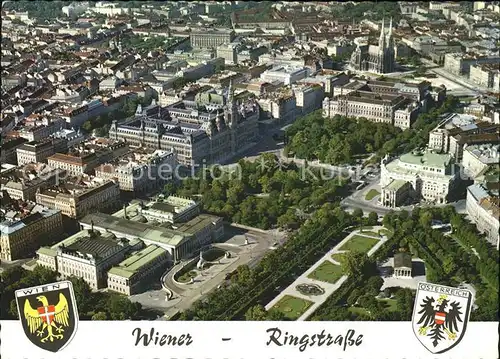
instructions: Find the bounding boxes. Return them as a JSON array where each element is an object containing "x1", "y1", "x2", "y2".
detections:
[
  {"x1": 266, "y1": 328, "x2": 363, "y2": 353},
  {"x1": 132, "y1": 328, "x2": 193, "y2": 347}
]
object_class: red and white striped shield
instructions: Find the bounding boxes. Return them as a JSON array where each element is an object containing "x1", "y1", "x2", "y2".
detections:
[{"x1": 434, "y1": 312, "x2": 446, "y2": 325}]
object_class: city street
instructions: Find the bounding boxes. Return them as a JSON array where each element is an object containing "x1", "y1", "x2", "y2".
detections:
[{"x1": 420, "y1": 58, "x2": 494, "y2": 99}]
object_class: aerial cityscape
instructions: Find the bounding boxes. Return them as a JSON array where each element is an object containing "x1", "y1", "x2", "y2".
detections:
[{"x1": 0, "y1": 0, "x2": 498, "y2": 326}]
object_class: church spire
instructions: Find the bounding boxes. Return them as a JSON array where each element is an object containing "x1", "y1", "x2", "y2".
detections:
[
  {"x1": 228, "y1": 78, "x2": 234, "y2": 105},
  {"x1": 387, "y1": 17, "x2": 394, "y2": 47},
  {"x1": 378, "y1": 18, "x2": 386, "y2": 50}
]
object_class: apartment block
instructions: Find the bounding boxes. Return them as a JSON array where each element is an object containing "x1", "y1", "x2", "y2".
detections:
[
  {"x1": 94, "y1": 149, "x2": 176, "y2": 193},
  {"x1": 466, "y1": 184, "x2": 499, "y2": 249},
  {"x1": 35, "y1": 178, "x2": 120, "y2": 219},
  {"x1": 0, "y1": 201, "x2": 63, "y2": 261},
  {"x1": 0, "y1": 163, "x2": 66, "y2": 201}
]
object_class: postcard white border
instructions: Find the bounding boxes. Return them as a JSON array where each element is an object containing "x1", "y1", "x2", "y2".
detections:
[{"x1": 0, "y1": 321, "x2": 498, "y2": 359}]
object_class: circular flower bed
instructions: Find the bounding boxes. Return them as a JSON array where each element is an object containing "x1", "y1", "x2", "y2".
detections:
[{"x1": 296, "y1": 283, "x2": 325, "y2": 296}]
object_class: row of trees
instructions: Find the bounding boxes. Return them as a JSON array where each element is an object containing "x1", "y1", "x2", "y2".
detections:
[
  {"x1": 0, "y1": 266, "x2": 158, "y2": 320},
  {"x1": 166, "y1": 154, "x2": 350, "y2": 230},
  {"x1": 285, "y1": 96, "x2": 459, "y2": 166},
  {"x1": 396, "y1": 55, "x2": 422, "y2": 68}
]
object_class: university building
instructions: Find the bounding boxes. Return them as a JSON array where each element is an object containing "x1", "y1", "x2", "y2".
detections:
[
  {"x1": 323, "y1": 78, "x2": 442, "y2": 129},
  {"x1": 190, "y1": 29, "x2": 235, "y2": 48}
]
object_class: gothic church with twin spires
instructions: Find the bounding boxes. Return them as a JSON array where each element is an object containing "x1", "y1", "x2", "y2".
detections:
[{"x1": 350, "y1": 18, "x2": 396, "y2": 74}]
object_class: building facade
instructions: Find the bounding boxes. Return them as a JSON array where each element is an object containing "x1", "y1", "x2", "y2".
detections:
[
  {"x1": 469, "y1": 64, "x2": 499, "y2": 89},
  {"x1": 110, "y1": 82, "x2": 259, "y2": 166},
  {"x1": 16, "y1": 140, "x2": 56, "y2": 166},
  {"x1": 323, "y1": 78, "x2": 433, "y2": 129},
  {"x1": 428, "y1": 113, "x2": 500, "y2": 160},
  {"x1": 190, "y1": 29, "x2": 235, "y2": 48},
  {"x1": 0, "y1": 203, "x2": 63, "y2": 261},
  {"x1": 95, "y1": 150, "x2": 177, "y2": 193},
  {"x1": 139, "y1": 196, "x2": 200, "y2": 224},
  {"x1": 1, "y1": 167, "x2": 66, "y2": 201},
  {"x1": 380, "y1": 150, "x2": 460, "y2": 207},
  {"x1": 35, "y1": 180, "x2": 121, "y2": 219},
  {"x1": 462, "y1": 143, "x2": 499, "y2": 178},
  {"x1": 466, "y1": 184, "x2": 499, "y2": 249},
  {"x1": 260, "y1": 66, "x2": 312, "y2": 85},
  {"x1": 47, "y1": 152, "x2": 98, "y2": 176},
  {"x1": 323, "y1": 91, "x2": 419, "y2": 129},
  {"x1": 393, "y1": 252, "x2": 412, "y2": 278},
  {"x1": 107, "y1": 244, "x2": 169, "y2": 295},
  {"x1": 37, "y1": 230, "x2": 133, "y2": 289}
]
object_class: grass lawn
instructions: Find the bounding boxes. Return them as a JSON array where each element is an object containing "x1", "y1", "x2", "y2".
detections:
[
  {"x1": 271, "y1": 295, "x2": 313, "y2": 320},
  {"x1": 359, "y1": 230, "x2": 381, "y2": 238},
  {"x1": 177, "y1": 270, "x2": 197, "y2": 283},
  {"x1": 340, "y1": 235, "x2": 379, "y2": 253},
  {"x1": 365, "y1": 189, "x2": 380, "y2": 201},
  {"x1": 378, "y1": 298, "x2": 398, "y2": 312},
  {"x1": 331, "y1": 252, "x2": 345, "y2": 264},
  {"x1": 307, "y1": 260, "x2": 344, "y2": 284}
]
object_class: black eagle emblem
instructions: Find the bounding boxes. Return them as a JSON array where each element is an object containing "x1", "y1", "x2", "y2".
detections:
[{"x1": 416, "y1": 294, "x2": 463, "y2": 347}]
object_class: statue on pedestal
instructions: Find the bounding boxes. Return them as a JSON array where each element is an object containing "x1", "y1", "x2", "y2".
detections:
[{"x1": 197, "y1": 250, "x2": 205, "y2": 270}]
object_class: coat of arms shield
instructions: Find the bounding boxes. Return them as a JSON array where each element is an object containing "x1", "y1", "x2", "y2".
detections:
[
  {"x1": 412, "y1": 282, "x2": 473, "y2": 354},
  {"x1": 15, "y1": 280, "x2": 79, "y2": 353}
]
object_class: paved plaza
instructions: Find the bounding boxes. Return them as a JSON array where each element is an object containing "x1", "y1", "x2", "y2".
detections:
[
  {"x1": 265, "y1": 226, "x2": 391, "y2": 321},
  {"x1": 128, "y1": 224, "x2": 285, "y2": 319}
]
